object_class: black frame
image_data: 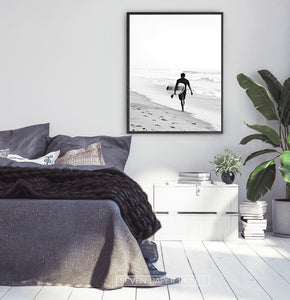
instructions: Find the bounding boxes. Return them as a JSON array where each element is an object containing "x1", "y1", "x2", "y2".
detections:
[{"x1": 127, "y1": 12, "x2": 223, "y2": 134}]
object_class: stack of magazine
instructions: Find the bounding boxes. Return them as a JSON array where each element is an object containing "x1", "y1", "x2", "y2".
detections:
[
  {"x1": 240, "y1": 201, "x2": 267, "y2": 239},
  {"x1": 178, "y1": 172, "x2": 211, "y2": 185}
]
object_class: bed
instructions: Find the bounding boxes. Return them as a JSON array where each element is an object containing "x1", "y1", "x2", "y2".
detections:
[{"x1": 0, "y1": 124, "x2": 172, "y2": 289}]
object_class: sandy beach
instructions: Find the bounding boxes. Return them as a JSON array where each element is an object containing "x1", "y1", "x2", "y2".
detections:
[
  {"x1": 129, "y1": 70, "x2": 222, "y2": 131},
  {"x1": 129, "y1": 91, "x2": 214, "y2": 132}
]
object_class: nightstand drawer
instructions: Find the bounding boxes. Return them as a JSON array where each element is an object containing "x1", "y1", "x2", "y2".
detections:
[
  {"x1": 154, "y1": 185, "x2": 200, "y2": 212},
  {"x1": 201, "y1": 185, "x2": 239, "y2": 213},
  {"x1": 154, "y1": 184, "x2": 238, "y2": 213},
  {"x1": 155, "y1": 214, "x2": 239, "y2": 240}
]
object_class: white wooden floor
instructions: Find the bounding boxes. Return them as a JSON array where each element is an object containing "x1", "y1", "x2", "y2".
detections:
[{"x1": 0, "y1": 235, "x2": 289, "y2": 300}]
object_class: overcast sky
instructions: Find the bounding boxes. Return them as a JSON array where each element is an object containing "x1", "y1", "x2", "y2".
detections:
[{"x1": 129, "y1": 14, "x2": 222, "y2": 71}]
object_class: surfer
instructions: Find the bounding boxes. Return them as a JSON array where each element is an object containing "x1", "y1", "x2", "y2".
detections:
[{"x1": 173, "y1": 73, "x2": 193, "y2": 112}]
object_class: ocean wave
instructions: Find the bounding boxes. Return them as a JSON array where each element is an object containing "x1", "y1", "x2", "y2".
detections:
[
  {"x1": 193, "y1": 77, "x2": 221, "y2": 83},
  {"x1": 131, "y1": 68, "x2": 221, "y2": 98}
]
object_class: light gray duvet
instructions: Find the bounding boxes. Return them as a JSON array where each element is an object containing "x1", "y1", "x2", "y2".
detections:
[{"x1": 0, "y1": 198, "x2": 151, "y2": 289}]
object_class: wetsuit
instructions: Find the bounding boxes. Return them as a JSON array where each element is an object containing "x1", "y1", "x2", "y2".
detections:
[{"x1": 174, "y1": 77, "x2": 192, "y2": 111}]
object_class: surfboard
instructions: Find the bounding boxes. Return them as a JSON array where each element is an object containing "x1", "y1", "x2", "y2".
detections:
[{"x1": 166, "y1": 83, "x2": 185, "y2": 95}]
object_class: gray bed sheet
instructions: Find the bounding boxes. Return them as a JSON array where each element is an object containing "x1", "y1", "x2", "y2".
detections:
[{"x1": 0, "y1": 198, "x2": 151, "y2": 289}]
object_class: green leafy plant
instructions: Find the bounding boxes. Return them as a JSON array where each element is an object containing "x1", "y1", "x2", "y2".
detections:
[
  {"x1": 211, "y1": 148, "x2": 243, "y2": 176},
  {"x1": 237, "y1": 70, "x2": 290, "y2": 201}
]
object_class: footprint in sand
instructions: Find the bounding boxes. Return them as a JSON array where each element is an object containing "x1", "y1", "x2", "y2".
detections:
[
  {"x1": 161, "y1": 118, "x2": 167, "y2": 121},
  {"x1": 192, "y1": 123, "x2": 196, "y2": 125},
  {"x1": 155, "y1": 124, "x2": 161, "y2": 127},
  {"x1": 170, "y1": 126, "x2": 175, "y2": 129}
]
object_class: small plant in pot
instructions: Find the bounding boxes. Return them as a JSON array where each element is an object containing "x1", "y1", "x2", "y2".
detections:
[
  {"x1": 237, "y1": 70, "x2": 290, "y2": 237},
  {"x1": 211, "y1": 148, "x2": 243, "y2": 184}
]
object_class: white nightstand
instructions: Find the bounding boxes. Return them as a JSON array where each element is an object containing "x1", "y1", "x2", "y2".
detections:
[{"x1": 153, "y1": 183, "x2": 239, "y2": 240}]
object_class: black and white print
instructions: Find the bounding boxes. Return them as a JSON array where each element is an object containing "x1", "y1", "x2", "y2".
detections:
[{"x1": 127, "y1": 13, "x2": 223, "y2": 133}]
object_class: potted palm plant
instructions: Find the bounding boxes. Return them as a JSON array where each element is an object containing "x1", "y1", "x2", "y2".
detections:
[
  {"x1": 237, "y1": 70, "x2": 290, "y2": 237},
  {"x1": 211, "y1": 148, "x2": 243, "y2": 184}
]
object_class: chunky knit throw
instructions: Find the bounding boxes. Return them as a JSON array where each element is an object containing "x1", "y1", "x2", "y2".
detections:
[{"x1": 0, "y1": 166, "x2": 161, "y2": 241}]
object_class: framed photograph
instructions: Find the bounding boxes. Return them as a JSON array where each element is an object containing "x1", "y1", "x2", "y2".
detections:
[{"x1": 127, "y1": 12, "x2": 223, "y2": 133}]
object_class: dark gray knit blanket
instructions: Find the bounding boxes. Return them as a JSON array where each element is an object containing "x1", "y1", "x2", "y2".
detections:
[{"x1": 0, "y1": 166, "x2": 161, "y2": 241}]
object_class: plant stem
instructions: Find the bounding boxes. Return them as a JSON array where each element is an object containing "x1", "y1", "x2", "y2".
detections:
[
  {"x1": 282, "y1": 124, "x2": 288, "y2": 151},
  {"x1": 286, "y1": 113, "x2": 290, "y2": 150},
  {"x1": 286, "y1": 182, "x2": 290, "y2": 199},
  {"x1": 281, "y1": 113, "x2": 290, "y2": 151},
  {"x1": 278, "y1": 118, "x2": 285, "y2": 151}
]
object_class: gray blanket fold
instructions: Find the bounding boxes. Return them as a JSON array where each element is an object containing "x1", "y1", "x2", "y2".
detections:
[{"x1": 0, "y1": 199, "x2": 152, "y2": 289}]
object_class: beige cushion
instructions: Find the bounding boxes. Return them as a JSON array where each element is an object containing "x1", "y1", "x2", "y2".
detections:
[
  {"x1": 0, "y1": 149, "x2": 9, "y2": 158},
  {"x1": 56, "y1": 142, "x2": 105, "y2": 166}
]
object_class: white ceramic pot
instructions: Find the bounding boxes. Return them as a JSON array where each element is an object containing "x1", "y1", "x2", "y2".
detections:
[{"x1": 272, "y1": 199, "x2": 290, "y2": 237}]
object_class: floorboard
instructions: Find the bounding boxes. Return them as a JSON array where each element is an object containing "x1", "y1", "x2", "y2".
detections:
[
  {"x1": 226, "y1": 239, "x2": 290, "y2": 300},
  {"x1": 161, "y1": 241, "x2": 203, "y2": 300},
  {"x1": 68, "y1": 287, "x2": 103, "y2": 300},
  {"x1": 0, "y1": 287, "x2": 10, "y2": 299},
  {"x1": 265, "y1": 234, "x2": 290, "y2": 260},
  {"x1": 34, "y1": 286, "x2": 73, "y2": 300},
  {"x1": 245, "y1": 239, "x2": 290, "y2": 283},
  {"x1": 204, "y1": 241, "x2": 271, "y2": 300},
  {"x1": 183, "y1": 241, "x2": 237, "y2": 300},
  {"x1": 0, "y1": 286, "x2": 42, "y2": 300},
  {"x1": 102, "y1": 287, "x2": 136, "y2": 300}
]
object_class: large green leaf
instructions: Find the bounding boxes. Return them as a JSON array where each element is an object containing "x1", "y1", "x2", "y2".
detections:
[
  {"x1": 258, "y1": 70, "x2": 282, "y2": 105},
  {"x1": 244, "y1": 149, "x2": 278, "y2": 165},
  {"x1": 245, "y1": 123, "x2": 281, "y2": 147},
  {"x1": 279, "y1": 151, "x2": 290, "y2": 183},
  {"x1": 246, "y1": 160, "x2": 276, "y2": 202},
  {"x1": 240, "y1": 134, "x2": 279, "y2": 148},
  {"x1": 237, "y1": 73, "x2": 278, "y2": 121},
  {"x1": 279, "y1": 78, "x2": 290, "y2": 125}
]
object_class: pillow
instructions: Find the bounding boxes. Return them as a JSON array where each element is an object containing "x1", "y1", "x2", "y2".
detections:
[
  {"x1": 47, "y1": 135, "x2": 131, "y2": 171},
  {"x1": 56, "y1": 142, "x2": 105, "y2": 166},
  {"x1": 0, "y1": 123, "x2": 49, "y2": 159},
  {"x1": 8, "y1": 150, "x2": 60, "y2": 166},
  {"x1": 0, "y1": 149, "x2": 9, "y2": 158}
]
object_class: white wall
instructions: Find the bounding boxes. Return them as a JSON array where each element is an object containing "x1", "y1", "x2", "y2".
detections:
[{"x1": 0, "y1": 0, "x2": 289, "y2": 227}]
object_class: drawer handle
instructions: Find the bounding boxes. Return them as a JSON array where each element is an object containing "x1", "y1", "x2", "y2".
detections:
[{"x1": 196, "y1": 187, "x2": 201, "y2": 196}]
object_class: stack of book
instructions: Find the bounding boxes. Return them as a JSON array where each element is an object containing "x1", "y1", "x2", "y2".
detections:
[
  {"x1": 240, "y1": 201, "x2": 267, "y2": 239},
  {"x1": 178, "y1": 172, "x2": 211, "y2": 185}
]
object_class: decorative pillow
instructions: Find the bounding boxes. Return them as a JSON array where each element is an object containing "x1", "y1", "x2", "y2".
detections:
[
  {"x1": 0, "y1": 123, "x2": 49, "y2": 159},
  {"x1": 0, "y1": 149, "x2": 9, "y2": 158},
  {"x1": 8, "y1": 150, "x2": 60, "y2": 166},
  {"x1": 56, "y1": 142, "x2": 105, "y2": 166},
  {"x1": 47, "y1": 135, "x2": 131, "y2": 171}
]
